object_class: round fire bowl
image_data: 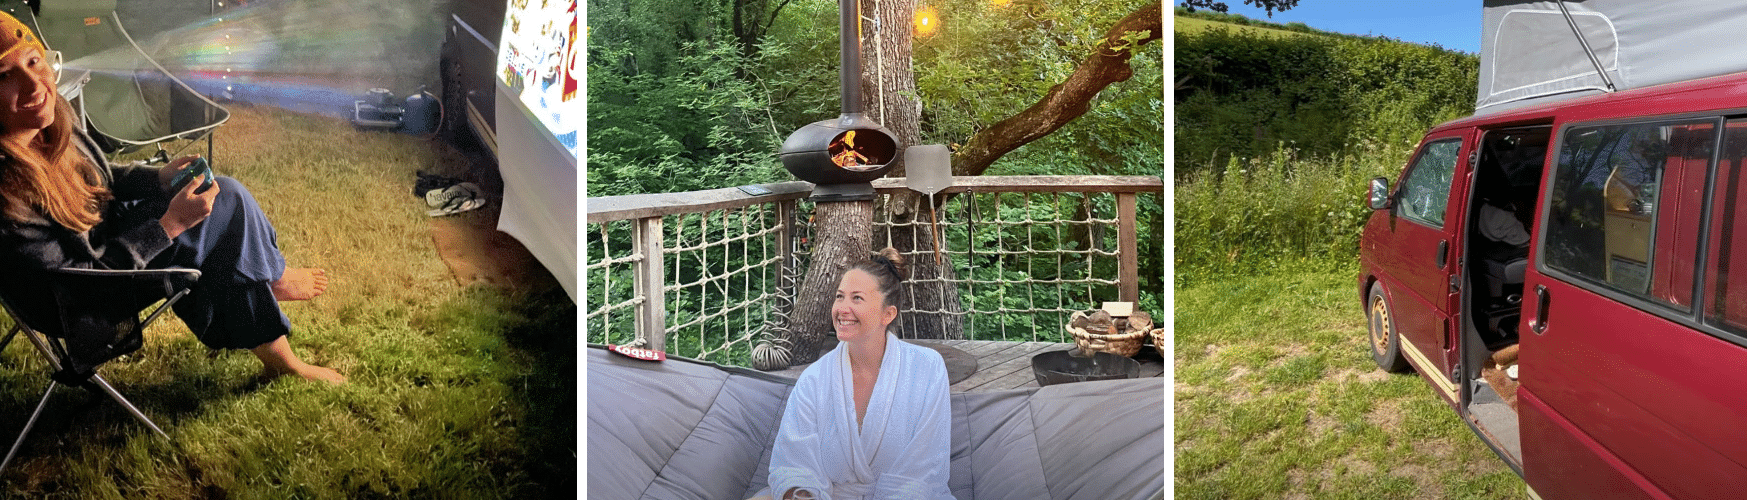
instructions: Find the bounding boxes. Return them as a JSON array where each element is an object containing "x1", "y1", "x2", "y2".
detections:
[
  {"x1": 1031, "y1": 349, "x2": 1141, "y2": 387},
  {"x1": 778, "y1": 113, "x2": 899, "y2": 185}
]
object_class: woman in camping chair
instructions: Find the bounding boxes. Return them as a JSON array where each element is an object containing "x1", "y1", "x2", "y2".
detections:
[
  {"x1": 0, "y1": 12, "x2": 343, "y2": 384},
  {"x1": 752, "y1": 248, "x2": 953, "y2": 500}
]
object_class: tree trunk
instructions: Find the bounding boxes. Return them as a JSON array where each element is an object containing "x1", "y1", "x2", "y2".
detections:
[
  {"x1": 861, "y1": 0, "x2": 966, "y2": 340},
  {"x1": 787, "y1": 200, "x2": 875, "y2": 365},
  {"x1": 859, "y1": 0, "x2": 919, "y2": 152}
]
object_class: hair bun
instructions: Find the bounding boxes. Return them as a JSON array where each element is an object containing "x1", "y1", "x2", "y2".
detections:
[{"x1": 873, "y1": 247, "x2": 907, "y2": 281}]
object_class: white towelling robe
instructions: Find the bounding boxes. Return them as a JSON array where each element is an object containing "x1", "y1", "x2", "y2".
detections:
[{"x1": 766, "y1": 334, "x2": 954, "y2": 500}]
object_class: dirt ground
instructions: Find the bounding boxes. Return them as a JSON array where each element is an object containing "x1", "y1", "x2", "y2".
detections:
[{"x1": 423, "y1": 129, "x2": 563, "y2": 296}]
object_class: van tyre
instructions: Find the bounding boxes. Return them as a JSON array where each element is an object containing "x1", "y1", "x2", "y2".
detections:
[{"x1": 1368, "y1": 283, "x2": 1411, "y2": 373}]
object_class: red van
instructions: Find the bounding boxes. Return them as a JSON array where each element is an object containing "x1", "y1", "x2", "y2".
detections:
[{"x1": 1358, "y1": 69, "x2": 1747, "y2": 498}]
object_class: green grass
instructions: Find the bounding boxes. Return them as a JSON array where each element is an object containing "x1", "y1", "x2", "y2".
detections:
[
  {"x1": 1173, "y1": 15, "x2": 1315, "y2": 39},
  {"x1": 0, "y1": 105, "x2": 576, "y2": 498},
  {"x1": 1174, "y1": 265, "x2": 1527, "y2": 499}
]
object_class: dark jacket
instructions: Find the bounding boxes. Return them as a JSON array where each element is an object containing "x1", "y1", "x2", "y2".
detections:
[{"x1": 0, "y1": 130, "x2": 175, "y2": 380}]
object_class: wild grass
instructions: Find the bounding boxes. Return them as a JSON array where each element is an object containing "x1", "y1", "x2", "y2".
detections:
[
  {"x1": 1174, "y1": 266, "x2": 1528, "y2": 499},
  {"x1": 1174, "y1": 143, "x2": 1407, "y2": 288},
  {"x1": 0, "y1": 105, "x2": 576, "y2": 498}
]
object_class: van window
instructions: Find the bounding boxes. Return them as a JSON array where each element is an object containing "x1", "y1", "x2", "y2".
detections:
[
  {"x1": 1544, "y1": 120, "x2": 1713, "y2": 308},
  {"x1": 1398, "y1": 139, "x2": 1463, "y2": 227},
  {"x1": 1705, "y1": 119, "x2": 1747, "y2": 333}
]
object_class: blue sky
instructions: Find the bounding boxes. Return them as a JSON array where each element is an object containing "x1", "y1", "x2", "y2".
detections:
[{"x1": 1216, "y1": 0, "x2": 1482, "y2": 53}]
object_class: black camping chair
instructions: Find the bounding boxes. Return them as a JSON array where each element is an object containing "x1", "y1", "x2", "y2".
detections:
[{"x1": 0, "y1": 267, "x2": 200, "y2": 472}]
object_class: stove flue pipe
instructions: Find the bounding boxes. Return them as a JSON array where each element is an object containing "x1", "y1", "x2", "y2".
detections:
[
  {"x1": 776, "y1": 0, "x2": 899, "y2": 198},
  {"x1": 840, "y1": 0, "x2": 863, "y2": 115}
]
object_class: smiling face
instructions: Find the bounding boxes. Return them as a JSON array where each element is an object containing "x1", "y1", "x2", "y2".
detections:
[
  {"x1": 833, "y1": 268, "x2": 897, "y2": 343},
  {"x1": 0, "y1": 45, "x2": 54, "y2": 141}
]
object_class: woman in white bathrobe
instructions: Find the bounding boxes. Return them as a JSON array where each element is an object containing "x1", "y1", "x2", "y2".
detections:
[{"x1": 753, "y1": 248, "x2": 955, "y2": 500}]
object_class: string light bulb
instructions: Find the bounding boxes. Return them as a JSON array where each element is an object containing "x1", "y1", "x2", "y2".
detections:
[{"x1": 914, "y1": 4, "x2": 938, "y2": 37}]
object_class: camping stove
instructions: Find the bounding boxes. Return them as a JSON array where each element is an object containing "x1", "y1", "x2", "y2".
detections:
[
  {"x1": 776, "y1": 0, "x2": 901, "y2": 201},
  {"x1": 353, "y1": 86, "x2": 439, "y2": 134}
]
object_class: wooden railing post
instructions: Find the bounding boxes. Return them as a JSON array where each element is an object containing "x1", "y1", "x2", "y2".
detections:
[
  {"x1": 1117, "y1": 192, "x2": 1139, "y2": 303},
  {"x1": 634, "y1": 216, "x2": 667, "y2": 352},
  {"x1": 777, "y1": 199, "x2": 795, "y2": 281}
]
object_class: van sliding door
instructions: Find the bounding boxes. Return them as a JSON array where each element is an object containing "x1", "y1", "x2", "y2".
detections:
[
  {"x1": 1371, "y1": 132, "x2": 1471, "y2": 399},
  {"x1": 1523, "y1": 118, "x2": 1747, "y2": 499}
]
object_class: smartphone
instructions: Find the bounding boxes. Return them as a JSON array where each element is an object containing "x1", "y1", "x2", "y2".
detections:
[{"x1": 171, "y1": 157, "x2": 215, "y2": 194}]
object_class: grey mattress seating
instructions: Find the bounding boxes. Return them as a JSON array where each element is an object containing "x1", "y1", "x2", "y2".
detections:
[{"x1": 586, "y1": 344, "x2": 1165, "y2": 500}]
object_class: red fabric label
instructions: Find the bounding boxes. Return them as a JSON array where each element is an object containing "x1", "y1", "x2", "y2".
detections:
[{"x1": 607, "y1": 344, "x2": 666, "y2": 361}]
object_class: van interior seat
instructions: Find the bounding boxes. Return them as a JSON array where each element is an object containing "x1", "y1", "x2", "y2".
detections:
[{"x1": 1485, "y1": 256, "x2": 1527, "y2": 299}]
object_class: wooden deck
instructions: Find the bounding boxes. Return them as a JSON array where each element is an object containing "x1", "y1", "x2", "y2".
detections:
[{"x1": 769, "y1": 339, "x2": 1165, "y2": 393}]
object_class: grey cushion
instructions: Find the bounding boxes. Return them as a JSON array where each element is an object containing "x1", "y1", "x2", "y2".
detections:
[{"x1": 586, "y1": 346, "x2": 1165, "y2": 500}]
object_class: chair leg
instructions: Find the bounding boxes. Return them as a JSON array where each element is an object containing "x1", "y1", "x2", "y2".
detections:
[
  {"x1": 88, "y1": 373, "x2": 167, "y2": 440},
  {"x1": 15, "y1": 326, "x2": 169, "y2": 447},
  {"x1": 0, "y1": 380, "x2": 58, "y2": 473},
  {"x1": 19, "y1": 325, "x2": 61, "y2": 368}
]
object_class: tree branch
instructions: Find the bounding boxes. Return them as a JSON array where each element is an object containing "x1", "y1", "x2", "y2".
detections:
[{"x1": 949, "y1": 1, "x2": 1162, "y2": 176}]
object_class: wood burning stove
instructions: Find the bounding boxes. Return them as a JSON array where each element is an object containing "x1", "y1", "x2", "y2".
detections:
[{"x1": 777, "y1": 0, "x2": 901, "y2": 201}]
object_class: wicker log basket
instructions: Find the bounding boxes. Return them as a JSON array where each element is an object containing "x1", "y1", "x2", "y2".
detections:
[
  {"x1": 1150, "y1": 327, "x2": 1164, "y2": 355},
  {"x1": 1066, "y1": 310, "x2": 1154, "y2": 358}
]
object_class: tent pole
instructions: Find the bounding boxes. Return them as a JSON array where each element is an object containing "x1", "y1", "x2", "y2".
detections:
[{"x1": 1556, "y1": 0, "x2": 1615, "y2": 93}]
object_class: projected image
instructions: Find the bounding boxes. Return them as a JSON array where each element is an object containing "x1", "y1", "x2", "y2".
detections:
[{"x1": 497, "y1": 0, "x2": 577, "y2": 158}]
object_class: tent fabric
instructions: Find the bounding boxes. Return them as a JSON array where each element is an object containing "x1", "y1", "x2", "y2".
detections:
[
  {"x1": 1478, "y1": 0, "x2": 1747, "y2": 115},
  {"x1": 32, "y1": 0, "x2": 228, "y2": 150},
  {"x1": 586, "y1": 345, "x2": 1166, "y2": 500}
]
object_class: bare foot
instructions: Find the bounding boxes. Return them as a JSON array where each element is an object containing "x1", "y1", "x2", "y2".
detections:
[
  {"x1": 251, "y1": 336, "x2": 344, "y2": 384},
  {"x1": 271, "y1": 268, "x2": 328, "y2": 301},
  {"x1": 262, "y1": 363, "x2": 347, "y2": 385}
]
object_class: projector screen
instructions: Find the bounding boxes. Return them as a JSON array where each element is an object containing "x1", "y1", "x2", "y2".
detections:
[
  {"x1": 490, "y1": 0, "x2": 578, "y2": 300},
  {"x1": 496, "y1": 0, "x2": 577, "y2": 159}
]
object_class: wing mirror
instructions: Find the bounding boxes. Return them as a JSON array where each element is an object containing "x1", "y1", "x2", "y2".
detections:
[{"x1": 1368, "y1": 177, "x2": 1392, "y2": 210}]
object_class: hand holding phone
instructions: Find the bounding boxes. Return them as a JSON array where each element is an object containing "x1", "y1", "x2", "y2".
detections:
[{"x1": 170, "y1": 157, "x2": 215, "y2": 194}]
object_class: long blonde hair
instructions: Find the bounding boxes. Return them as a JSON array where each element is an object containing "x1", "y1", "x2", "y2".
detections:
[{"x1": 0, "y1": 97, "x2": 109, "y2": 233}]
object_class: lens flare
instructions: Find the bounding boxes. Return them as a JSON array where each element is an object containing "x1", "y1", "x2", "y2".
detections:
[{"x1": 62, "y1": 0, "x2": 444, "y2": 119}]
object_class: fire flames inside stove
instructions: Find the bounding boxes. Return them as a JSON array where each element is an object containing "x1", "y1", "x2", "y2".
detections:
[{"x1": 829, "y1": 130, "x2": 885, "y2": 170}]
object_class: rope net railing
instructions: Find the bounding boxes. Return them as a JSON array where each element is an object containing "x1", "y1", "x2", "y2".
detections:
[
  {"x1": 585, "y1": 202, "x2": 794, "y2": 364},
  {"x1": 583, "y1": 220, "x2": 643, "y2": 331},
  {"x1": 871, "y1": 190, "x2": 1145, "y2": 344},
  {"x1": 585, "y1": 178, "x2": 1163, "y2": 368}
]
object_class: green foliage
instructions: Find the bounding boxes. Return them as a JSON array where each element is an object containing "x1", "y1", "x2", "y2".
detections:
[
  {"x1": 588, "y1": 0, "x2": 1163, "y2": 192},
  {"x1": 915, "y1": 0, "x2": 1162, "y2": 179},
  {"x1": 588, "y1": 38, "x2": 790, "y2": 195},
  {"x1": 1174, "y1": 16, "x2": 1478, "y2": 284},
  {"x1": 907, "y1": 0, "x2": 1162, "y2": 303},
  {"x1": 1175, "y1": 142, "x2": 1406, "y2": 287},
  {"x1": 1174, "y1": 17, "x2": 1477, "y2": 175}
]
